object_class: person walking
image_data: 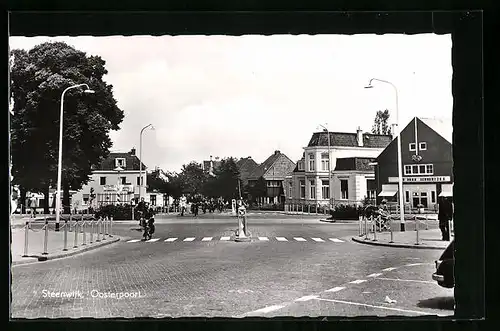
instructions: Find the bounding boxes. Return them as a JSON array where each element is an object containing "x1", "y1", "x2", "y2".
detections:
[
  {"x1": 29, "y1": 193, "x2": 37, "y2": 218},
  {"x1": 438, "y1": 197, "x2": 453, "y2": 241}
]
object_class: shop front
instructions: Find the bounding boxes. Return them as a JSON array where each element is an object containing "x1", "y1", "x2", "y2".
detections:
[{"x1": 387, "y1": 176, "x2": 452, "y2": 211}]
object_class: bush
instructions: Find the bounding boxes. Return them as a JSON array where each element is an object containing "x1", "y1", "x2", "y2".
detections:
[
  {"x1": 331, "y1": 204, "x2": 363, "y2": 220},
  {"x1": 95, "y1": 204, "x2": 132, "y2": 220}
]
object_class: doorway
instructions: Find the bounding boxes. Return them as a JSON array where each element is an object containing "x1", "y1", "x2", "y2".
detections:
[{"x1": 412, "y1": 192, "x2": 428, "y2": 208}]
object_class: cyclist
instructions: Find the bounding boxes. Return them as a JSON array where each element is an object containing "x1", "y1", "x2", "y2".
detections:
[{"x1": 135, "y1": 197, "x2": 147, "y2": 227}]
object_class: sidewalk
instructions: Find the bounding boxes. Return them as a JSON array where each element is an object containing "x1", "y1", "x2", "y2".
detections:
[
  {"x1": 352, "y1": 228, "x2": 453, "y2": 250},
  {"x1": 10, "y1": 224, "x2": 121, "y2": 265}
]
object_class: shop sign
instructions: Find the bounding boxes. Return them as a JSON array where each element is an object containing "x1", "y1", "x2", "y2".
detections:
[{"x1": 388, "y1": 176, "x2": 451, "y2": 183}]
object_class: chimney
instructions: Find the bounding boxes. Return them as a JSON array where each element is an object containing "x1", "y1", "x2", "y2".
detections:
[
  {"x1": 391, "y1": 124, "x2": 398, "y2": 140},
  {"x1": 356, "y1": 127, "x2": 363, "y2": 147},
  {"x1": 130, "y1": 148, "x2": 136, "y2": 155},
  {"x1": 275, "y1": 150, "x2": 280, "y2": 155}
]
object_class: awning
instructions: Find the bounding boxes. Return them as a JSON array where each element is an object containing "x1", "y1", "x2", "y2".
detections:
[
  {"x1": 378, "y1": 188, "x2": 398, "y2": 197},
  {"x1": 439, "y1": 190, "x2": 453, "y2": 197}
]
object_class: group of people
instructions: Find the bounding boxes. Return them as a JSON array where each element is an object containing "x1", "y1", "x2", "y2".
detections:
[{"x1": 176, "y1": 195, "x2": 227, "y2": 217}]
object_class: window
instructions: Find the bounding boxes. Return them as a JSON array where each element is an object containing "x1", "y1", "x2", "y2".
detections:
[
  {"x1": 405, "y1": 191, "x2": 410, "y2": 203},
  {"x1": 404, "y1": 164, "x2": 434, "y2": 175},
  {"x1": 115, "y1": 158, "x2": 126, "y2": 168},
  {"x1": 322, "y1": 180, "x2": 330, "y2": 199},
  {"x1": 366, "y1": 179, "x2": 376, "y2": 200},
  {"x1": 409, "y1": 143, "x2": 416, "y2": 151},
  {"x1": 340, "y1": 179, "x2": 348, "y2": 200},
  {"x1": 321, "y1": 153, "x2": 330, "y2": 171},
  {"x1": 419, "y1": 142, "x2": 427, "y2": 150},
  {"x1": 298, "y1": 161, "x2": 304, "y2": 171},
  {"x1": 299, "y1": 180, "x2": 305, "y2": 198},
  {"x1": 267, "y1": 181, "x2": 280, "y2": 187},
  {"x1": 309, "y1": 180, "x2": 316, "y2": 199},
  {"x1": 431, "y1": 191, "x2": 436, "y2": 203},
  {"x1": 137, "y1": 177, "x2": 143, "y2": 186},
  {"x1": 150, "y1": 195, "x2": 156, "y2": 206},
  {"x1": 83, "y1": 194, "x2": 89, "y2": 204},
  {"x1": 121, "y1": 177, "x2": 126, "y2": 184},
  {"x1": 100, "y1": 177, "x2": 106, "y2": 185},
  {"x1": 308, "y1": 154, "x2": 315, "y2": 171},
  {"x1": 289, "y1": 184, "x2": 293, "y2": 198}
]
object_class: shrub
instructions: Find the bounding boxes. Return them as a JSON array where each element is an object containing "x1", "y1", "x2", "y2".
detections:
[
  {"x1": 95, "y1": 204, "x2": 132, "y2": 220},
  {"x1": 331, "y1": 204, "x2": 363, "y2": 220}
]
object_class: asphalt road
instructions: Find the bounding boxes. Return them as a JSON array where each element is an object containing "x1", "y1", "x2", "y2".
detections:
[{"x1": 11, "y1": 213, "x2": 453, "y2": 318}]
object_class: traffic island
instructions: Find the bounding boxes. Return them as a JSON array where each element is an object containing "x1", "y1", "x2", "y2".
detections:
[{"x1": 352, "y1": 228, "x2": 451, "y2": 250}]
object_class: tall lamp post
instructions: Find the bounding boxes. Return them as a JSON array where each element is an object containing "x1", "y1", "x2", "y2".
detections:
[
  {"x1": 318, "y1": 124, "x2": 332, "y2": 212},
  {"x1": 365, "y1": 78, "x2": 405, "y2": 231},
  {"x1": 55, "y1": 84, "x2": 94, "y2": 231},
  {"x1": 139, "y1": 124, "x2": 154, "y2": 202}
]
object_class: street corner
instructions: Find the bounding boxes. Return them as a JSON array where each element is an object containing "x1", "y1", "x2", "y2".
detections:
[{"x1": 351, "y1": 236, "x2": 447, "y2": 250}]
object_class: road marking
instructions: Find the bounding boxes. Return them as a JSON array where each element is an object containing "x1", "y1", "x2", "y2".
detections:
[
  {"x1": 367, "y1": 273, "x2": 382, "y2": 278},
  {"x1": 127, "y1": 239, "x2": 141, "y2": 243},
  {"x1": 325, "y1": 286, "x2": 346, "y2": 293},
  {"x1": 375, "y1": 277, "x2": 436, "y2": 284},
  {"x1": 329, "y1": 238, "x2": 344, "y2": 243},
  {"x1": 349, "y1": 279, "x2": 367, "y2": 284},
  {"x1": 183, "y1": 237, "x2": 195, "y2": 241},
  {"x1": 311, "y1": 238, "x2": 325, "y2": 242},
  {"x1": 201, "y1": 237, "x2": 213, "y2": 241},
  {"x1": 248, "y1": 304, "x2": 286, "y2": 314},
  {"x1": 382, "y1": 267, "x2": 397, "y2": 271},
  {"x1": 313, "y1": 298, "x2": 432, "y2": 315},
  {"x1": 276, "y1": 237, "x2": 288, "y2": 241},
  {"x1": 220, "y1": 236, "x2": 231, "y2": 241},
  {"x1": 164, "y1": 238, "x2": 177, "y2": 242},
  {"x1": 258, "y1": 237, "x2": 269, "y2": 241},
  {"x1": 295, "y1": 295, "x2": 319, "y2": 302},
  {"x1": 294, "y1": 237, "x2": 307, "y2": 241},
  {"x1": 405, "y1": 263, "x2": 425, "y2": 267},
  {"x1": 146, "y1": 238, "x2": 160, "y2": 242}
]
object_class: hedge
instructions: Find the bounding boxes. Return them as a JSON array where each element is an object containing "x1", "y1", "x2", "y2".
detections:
[
  {"x1": 94, "y1": 204, "x2": 132, "y2": 220},
  {"x1": 330, "y1": 204, "x2": 364, "y2": 220}
]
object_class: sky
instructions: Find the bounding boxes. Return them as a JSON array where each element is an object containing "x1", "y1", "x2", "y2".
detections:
[{"x1": 9, "y1": 34, "x2": 453, "y2": 173}]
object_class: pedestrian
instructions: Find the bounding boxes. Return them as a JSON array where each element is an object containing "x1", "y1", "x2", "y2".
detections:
[
  {"x1": 135, "y1": 197, "x2": 147, "y2": 226},
  {"x1": 438, "y1": 197, "x2": 453, "y2": 241},
  {"x1": 29, "y1": 193, "x2": 37, "y2": 218}
]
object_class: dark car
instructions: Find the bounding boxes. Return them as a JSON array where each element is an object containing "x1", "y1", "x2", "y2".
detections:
[{"x1": 432, "y1": 239, "x2": 454, "y2": 288}]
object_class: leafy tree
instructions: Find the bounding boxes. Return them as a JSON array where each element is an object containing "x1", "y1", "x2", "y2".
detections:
[
  {"x1": 371, "y1": 109, "x2": 392, "y2": 135},
  {"x1": 10, "y1": 42, "x2": 124, "y2": 213},
  {"x1": 178, "y1": 162, "x2": 206, "y2": 197},
  {"x1": 212, "y1": 157, "x2": 241, "y2": 201}
]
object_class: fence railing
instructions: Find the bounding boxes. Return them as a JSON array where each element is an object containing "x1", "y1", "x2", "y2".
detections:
[{"x1": 20, "y1": 214, "x2": 114, "y2": 259}]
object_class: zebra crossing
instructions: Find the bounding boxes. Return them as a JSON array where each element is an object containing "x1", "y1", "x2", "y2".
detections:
[{"x1": 126, "y1": 236, "x2": 346, "y2": 243}]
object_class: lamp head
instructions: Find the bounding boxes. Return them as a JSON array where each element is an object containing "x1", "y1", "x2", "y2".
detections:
[{"x1": 84, "y1": 89, "x2": 95, "y2": 94}]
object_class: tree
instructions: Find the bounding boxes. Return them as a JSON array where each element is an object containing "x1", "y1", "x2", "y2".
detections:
[
  {"x1": 371, "y1": 109, "x2": 392, "y2": 135},
  {"x1": 10, "y1": 42, "x2": 124, "y2": 213},
  {"x1": 212, "y1": 158, "x2": 241, "y2": 201},
  {"x1": 178, "y1": 162, "x2": 206, "y2": 197}
]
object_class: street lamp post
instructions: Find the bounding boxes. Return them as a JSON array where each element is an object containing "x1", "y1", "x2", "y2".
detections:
[
  {"x1": 318, "y1": 124, "x2": 332, "y2": 213},
  {"x1": 139, "y1": 124, "x2": 154, "y2": 202},
  {"x1": 365, "y1": 78, "x2": 405, "y2": 231},
  {"x1": 55, "y1": 84, "x2": 94, "y2": 231}
]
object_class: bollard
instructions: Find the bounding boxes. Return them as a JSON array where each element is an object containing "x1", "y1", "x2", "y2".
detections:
[
  {"x1": 23, "y1": 221, "x2": 29, "y2": 257},
  {"x1": 109, "y1": 216, "x2": 113, "y2": 237},
  {"x1": 82, "y1": 221, "x2": 86, "y2": 245},
  {"x1": 63, "y1": 219, "x2": 69, "y2": 251},
  {"x1": 301, "y1": 205, "x2": 303, "y2": 213},
  {"x1": 73, "y1": 219, "x2": 79, "y2": 248},
  {"x1": 364, "y1": 215, "x2": 369, "y2": 240},
  {"x1": 90, "y1": 219, "x2": 94, "y2": 243},
  {"x1": 103, "y1": 217, "x2": 108, "y2": 240},
  {"x1": 359, "y1": 215, "x2": 363, "y2": 236},
  {"x1": 96, "y1": 217, "x2": 101, "y2": 242},
  {"x1": 69, "y1": 214, "x2": 73, "y2": 232},
  {"x1": 42, "y1": 217, "x2": 49, "y2": 255},
  {"x1": 425, "y1": 214, "x2": 429, "y2": 230},
  {"x1": 372, "y1": 216, "x2": 377, "y2": 241},
  {"x1": 389, "y1": 217, "x2": 394, "y2": 243},
  {"x1": 415, "y1": 215, "x2": 420, "y2": 245}
]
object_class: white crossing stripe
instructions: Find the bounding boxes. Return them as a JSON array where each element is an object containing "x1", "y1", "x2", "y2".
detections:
[
  {"x1": 183, "y1": 237, "x2": 196, "y2": 241},
  {"x1": 382, "y1": 267, "x2": 397, "y2": 271},
  {"x1": 258, "y1": 237, "x2": 269, "y2": 241},
  {"x1": 367, "y1": 273, "x2": 382, "y2": 278},
  {"x1": 349, "y1": 279, "x2": 367, "y2": 284},
  {"x1": 276, "y1": 237, "x2": 288, "y2": 241},
  {"x1": 164, "y1": 238, "x2": 177, "y2": 242},
  {"x1": 249, "y1": 304, "x2": 286, "y2": 314},
  {"x1": 294, "y1": 237, "x2": 307, "y2": 241},
  {"x1": 127, "y1": 239, "x2": 141, "y2": 243},
  {"x1": 146, "y1": 238, "x2": 160, "y2": 242},
  {"x1": 220, "y1": 236, "x2": 231, "y2": 241},
  {"x1": 295, "y1": 295, "x2": 319, "y2": 302},
  {"x1": 325, "y1": 286, "x2": 346, "y2": 293},
  {"x1": 329, "y1": 238, "x2": 344, "y2": 243},
  {"x1": 202, "y1": 237, "x2": 213, "y2": 241},
  {"x1": 311, "y1": 238, "x2": 325, "y2": 242}
]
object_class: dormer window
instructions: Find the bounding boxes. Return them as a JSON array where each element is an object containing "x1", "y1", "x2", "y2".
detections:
[
  {"x1": 298, "y1": 161, "x2": 304, "y2": 171},
  {"x1": 419, "y1": 142, "x2": 427, "y2": 150},
  {"x1": 115, "y1": 158, "x2": 126, "y2": 168}
]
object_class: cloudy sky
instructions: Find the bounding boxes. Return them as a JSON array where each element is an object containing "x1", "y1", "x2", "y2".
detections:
[{"x1": 9, "y1": 34, "x2": 452, "y2": 173}]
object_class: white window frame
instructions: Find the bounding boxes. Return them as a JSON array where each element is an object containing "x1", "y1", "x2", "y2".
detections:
[
  {"x1": 115, "y1": 158, "x2": 126, "y2": 168},
  {"x1": 403, "y1": 164, "x2": 434, "y2": 176},
  {"x1": 409, "y1": 143, "x2": 416, "y2": 151},
  {"x1": 419, "y1": 142, "x2": 427, "y2": 150},
  {"x1": 405, "y1": 190, "x2": 410, "y2": 203},
  {"x1": 299, "y1": 180, "x2": 305, "y2": 198},
  {"x1": 321, "y1": 153, "x2": 329, "y2": 171},
  {"x1": 321, "y1": 180, "x2": 330, "y2": 199},
  {"x1": 309, "y1": 180, "x2": 316, "y2": 199},
  {"x1": 298, "y1": 161, "x2": 304, "y2": 171},
  {"x1": 308, "y1": 153, "x2": 315, "y2": 171},
  {"x1": 340, "y1": 179, "x2": 349, "y2": 200},
  {"x1": 288, "y1": 184, "x2": 293, "y2": 198}
]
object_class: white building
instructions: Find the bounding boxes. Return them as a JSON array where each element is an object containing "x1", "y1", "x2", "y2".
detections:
[{"x1": 284, "y1": 128, "x2": 392, "y2": 208}]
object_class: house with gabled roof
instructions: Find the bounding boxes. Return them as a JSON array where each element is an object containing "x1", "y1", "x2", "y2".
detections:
[
  {"x1": 247, "y1": 150, "x2": 296, "y2": 205},
  {"x1": 284, "y1": 127, "x2": 392, "y2": 209},
  {"x1": 375, "y1": 117, "x2": 453, "y2": 212},
  {"x1": 236, "y1": 156, "x2": 259, "y2": 187}
]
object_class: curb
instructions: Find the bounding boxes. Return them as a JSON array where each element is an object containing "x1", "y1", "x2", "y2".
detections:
[
  {"x1": 351, "y1": 236, "x2": 446, "y2": 250},
  {"x1": 12, "y1": 236, "x2": 122, "y2": 266}
]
